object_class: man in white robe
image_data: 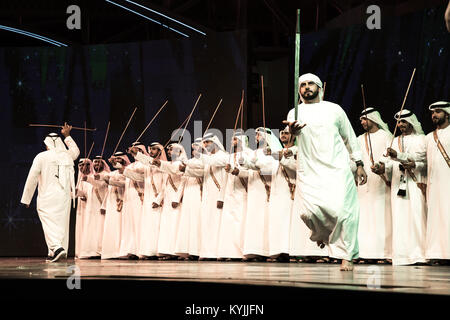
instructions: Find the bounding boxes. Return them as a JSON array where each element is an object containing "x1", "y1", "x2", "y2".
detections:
[
  {"x1": 119, "y1": 142, "x2": 146, "y2": 259},
  {"x1": 74, "y1": 159, "x2": 92, "y2": 259},
  {"x1": 76, "y1": 158, "x2": 99, "y2": 259},
  {"x1": 285, "y1": 73, "x2": 367, "y2": 271},
  {"x1": 129, "y1": 143, "x2": 167, "y2": 258},
  {"x1": 152, "y1": 143, "x2": 187, "y2": 259},
  {"x1": 356, "y1": 108, "x2": 393, "y2": 263},
  {"x1": 100, "y1": 152, "x2": 129, "y2": 259},
  {"x1": 424, "y1": 101, "x2": 450, "y2": 262},
  {"x1": 186, "y1": 133, "x2": 228, "y2": 260},
  {"x1": 21, "y1": 124, "x2": 80, "y2": 262},
  {"x1": 240, "y1": 128, "x2": 281, "y2": 261},
  {"x1": 267, "y1": 127, "x2": 296, "y2": 262},
  {"x1": 177, "y1": 138, "x2": 204, "y2": 259},
  {"x1": 373, "y1": 110, "x2": 427, "y2": 265},
  {"x1": 82, "y1": 156, "x2": 111, "y2": 257},
  {"x1": 217, "y1": 131, "x2": 251, "y2": 260}
]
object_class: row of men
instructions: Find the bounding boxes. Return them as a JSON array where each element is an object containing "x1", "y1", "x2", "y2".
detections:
[{"x1": 74, "y1": 100, "x2": 449, "y2": 265}]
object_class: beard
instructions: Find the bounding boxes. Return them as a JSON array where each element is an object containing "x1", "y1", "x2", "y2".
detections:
[
  {"x1": 432, "y1": 117, "x2": 445, "y2": 125},
  {"x1": 301, "y1": 89, "x2": 319, "y2": 101}
]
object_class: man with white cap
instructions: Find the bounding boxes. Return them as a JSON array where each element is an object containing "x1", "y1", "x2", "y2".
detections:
[
  {"x1": 424, "y1": 101, "x2": 450, "y2": 263},
  {"x1": 21, "y1": 123, "x2": 80, "y2": 262},
  {"x1": 285, "y1": 73, "x2": 367, "y2": 271},
  {"x1": 373, "y1": 109, "x2": 427, "y2": 265},
  {"x1": 185, "y1": 133, "x2": 228, "y2": 260},
  {"x1": 100, "y1": 152, "x2": 129, "y2": 259},
  {"x1": 357, "y1": 107, "x2": 393, "y2": 263},
  {"x1": 240, "y1": 127, "x2": 281, "y2": 260}
]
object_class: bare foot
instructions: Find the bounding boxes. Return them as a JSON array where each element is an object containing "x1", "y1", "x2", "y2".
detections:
[
  {"x1": 340, "y1": 259, "x2": 354, "y2": 271},
  {"x1": 316, "y1": 241, "x2": 325, "y2": 249}
]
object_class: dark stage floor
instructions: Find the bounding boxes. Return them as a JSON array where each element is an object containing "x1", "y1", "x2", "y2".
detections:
[{"x1": 0, "y1": 258, "x2": 449, "y2": 311}]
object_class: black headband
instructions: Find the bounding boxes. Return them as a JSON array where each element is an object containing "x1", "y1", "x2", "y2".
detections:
[
  {"x1": 395, "y1": 111, "x2": 414, "y2": 119},
  {"x1": 360, "y1": 108, "x2": 377, "y2": 116}
]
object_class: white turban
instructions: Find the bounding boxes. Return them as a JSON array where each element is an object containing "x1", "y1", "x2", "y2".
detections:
[
  {"x1": 256, "y1": 127, "x2": 283, "y2": 152},
  {"x1": 202, "y1": 133, "x2": 226, "y2": 152},
  {"x1": 429, "y1": 101, "x2": 450, "y2": 115},
  {"x1": 394, "y1": 109, "x2": 424, "y2": 135},
  {"x1": 360, "y1": 107, "x2": 391, "y2": 135},
  {"x1": 298, "y1": 73, "x2": 324, "y2": 102}
]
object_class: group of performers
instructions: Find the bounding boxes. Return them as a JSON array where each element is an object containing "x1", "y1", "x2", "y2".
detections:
[{"x1": 21, "y1": 73, "x2": 450, "y2": 271}]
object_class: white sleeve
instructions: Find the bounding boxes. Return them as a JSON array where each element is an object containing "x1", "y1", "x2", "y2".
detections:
[
  {"x1": 338, "y1": 107, "x2": 362, "y2": 162},
  {"x1": 123, "y1": 167, "x2": 145, "y2": 182},
  {"x1": 21, "y1": 155, "x2": 42, "y2": 205},
  {"x1": 160, "y1": 160, "x2": 182, "y2": 175},
  {"x1": 135, "y1": 152, "x2": 153, "y2": 166},
  {"x1": 64, "y1": 136, "x2": 80, "y2": 161}
]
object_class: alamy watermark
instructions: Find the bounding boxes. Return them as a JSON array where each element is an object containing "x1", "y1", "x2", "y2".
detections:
[{"x1": 66, "y1": 265, "x2": 81, "y2": 290}]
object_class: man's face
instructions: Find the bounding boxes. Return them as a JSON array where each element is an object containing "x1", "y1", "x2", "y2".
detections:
[
  {"x1": 93, "y1": 159, "x2": 104, "y2": 173},
  {"x1": 78, "y1": 162, "x2": 91, "y2": 175},
  {"x1": 299, "y1": 81, "x2": 320, "y2": 101},
  {"x1": 398, "y1": 120, "x2": 413, "y2": 134},
  {"x1": 360, "y1": 118, "x2": 375, "y2": 131},
  {"x1": 255, "y1": 132, "x2": 265, "y2": 144},
  {"x1": 232, "y1": 136, "x2": 241, "y2": 148},
  {"x1": 203, "y1": 141, "x2": 214, "y2": 152},
  {"x1": 167, "y1": 146, "x2": 173, "y2": 158},
  {"x1": 149, "y1": 146, "x2": 161, "y2": 158},
  {"x1": 280, "y1": 130, "x2": 291, "y2": 143},
  {"x1": 431, "y1": 109, "x2": 448, "y2": 126}
]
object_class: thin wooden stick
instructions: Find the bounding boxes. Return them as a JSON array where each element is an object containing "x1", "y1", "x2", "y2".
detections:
[
  {"x1": 28, "y1": 124, "x2": 96, "y2": 131},
  {"x1": 261, "y1": 75, "x2": 266, "y2": 131},
  {"x1": 84, "y1": 121, "x2": 87, "y2": 160},
  {"x1": 163, "y1": 114, "x2": 190, "y2": 148},
  {"x1": 112, "y1": 107, "x2": 137, "y2": 155},
  {"x1": 261, "y1": 75, "x2": 267, "y2": 148},
  {"x1": 385, "y1": 68, "x2": 416, "y2": 155},
  {"x1": 82, "y1": 141, "x2": 95, "y2": 172},
  {"x1": 361, "y1": 84, "x2": 374, "y2": 165},
  {"x1": 240, "y1": 90, "x2": 244, "y2": 131},
  {"x1": 203, "y1": 98, "x2": 223, "y2": 136},
  {"x1": 134, "y1": 100, "x2": 169, "y2": 143},
  {"x1": 100, "y1": 121, "x2": 110, "y2": 158},
  {"x1": 179, "y1": 93, "x2": 202, "y2": 143},
  {"x1": 86, "y1": 142, "x2": 95, "y2": 159},
  {"x1": 229, "y1": 91, "x2": 245, "y2": 155}
]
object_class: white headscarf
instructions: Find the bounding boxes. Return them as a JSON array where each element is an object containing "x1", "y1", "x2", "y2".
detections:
[
  {"x1": 298, "y1": 73, "x2": 324, "y2": 103},
  {"x1": 202, "y1": 133, "x2": 226, "y2": 152},
  {"x1": 167, "y1": 143, "x2": 188, "y2": 162},
  {"x1": 360, "y1": 107, "x2": 391, "y2": 134},
  {"x1": 394, "y1": 109, "x2": 424, "y2": 135},
  {"x1": 44, "y1": 133, "x2": 76, "y2": 203},
  {"x1": 255, "y1": 127, "x2": 283, "y2": 152},
  {"x1": 429, "y1": 101, "x2": 450, "y2": 115},
  {"x1": 148, "y1": 142, "x2": 167, "y2": 161},
  {"x1": 131, "y1": 141, "x2": 149, "y2": 156},
  {"x1": 93, "y1": 156, "x2": 111, "y2": 173}
]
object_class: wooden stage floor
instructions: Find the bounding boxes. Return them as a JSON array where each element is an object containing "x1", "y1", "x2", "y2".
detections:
[{"x1": 0, "y1": 258, "x2": 449, "y2": 298}]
